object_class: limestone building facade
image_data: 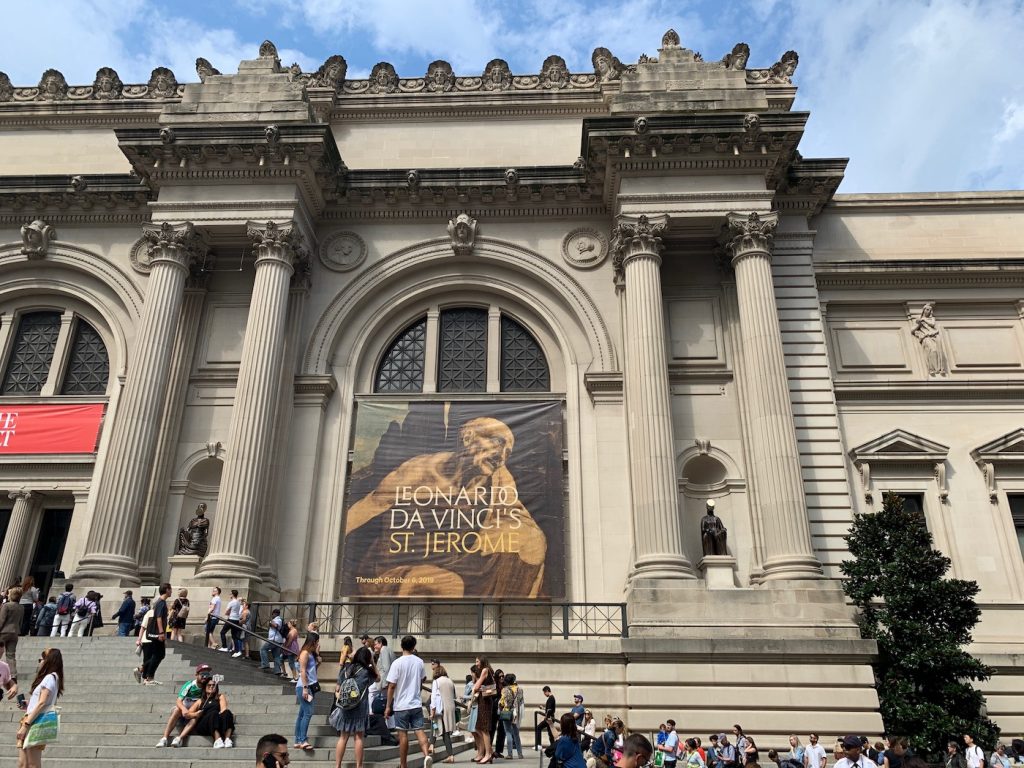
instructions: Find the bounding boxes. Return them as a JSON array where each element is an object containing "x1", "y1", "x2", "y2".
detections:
[{"x1": 0, "y1": 31, "x2": 1022, "y2": 739}]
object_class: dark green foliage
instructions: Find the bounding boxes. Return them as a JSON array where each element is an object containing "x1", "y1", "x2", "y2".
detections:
[{"x1": 841, "y1": 492, "x2": 999, "y2": 759}]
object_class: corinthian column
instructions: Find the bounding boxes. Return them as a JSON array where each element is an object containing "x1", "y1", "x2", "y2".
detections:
[
  {"x1": 75, "y1": 223, "x2": 206, "y2": 585},
  {"x1": 0, "y1": 491, "x2": 35, "y2": 590},
  {"x1": 198, "y1": 221, "x2": 299, "y2": 583},
  {"x1": 725, "y1": 212, "x2": 821, "y2": 580},
  {"x1": 613, "y1": 215, "x2": 695, "y2": 582}
]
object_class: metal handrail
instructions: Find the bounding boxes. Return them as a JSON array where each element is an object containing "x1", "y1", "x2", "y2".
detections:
[
  {"x1": 248, "y1": 601, "x2": 629, "y2": 640},
  {"x1": 209, "y1": 613, "x2": 293, "y2": 656}
]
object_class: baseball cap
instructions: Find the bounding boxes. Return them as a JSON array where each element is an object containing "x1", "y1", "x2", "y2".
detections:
[
  {"x1": 196, "y1": 664, "x2": 212, "y2": 673},
  {"x1": 574, "y1": 694, "x2": 584, "y2": 701},
  {"x1": 842, "y1": 736, "x2": 863, "y2": 750}
]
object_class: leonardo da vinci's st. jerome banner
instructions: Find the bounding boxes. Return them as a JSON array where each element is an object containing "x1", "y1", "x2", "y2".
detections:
[{"x1": 341, "y1": 400, "x2": 564, "y2": 599}]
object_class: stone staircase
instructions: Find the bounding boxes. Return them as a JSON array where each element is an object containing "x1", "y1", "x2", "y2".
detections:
[{"x1": 0, "y1": 636, "x2": 473, "y2": 767}]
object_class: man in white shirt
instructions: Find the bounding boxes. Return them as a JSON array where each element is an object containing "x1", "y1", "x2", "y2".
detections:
[
  {"x1": 804, "y1": 734, "x2": 828, "y2": 768},
  {"x1": 205, "y1": 587, "x2": 222, "y2": 649},
  {"x1": 965, "y1": 734, "x2": 985, "y2": 768},
  {"x1": 385, "y1": 635, "x2": 433, "y2": 768},
  {"x1": 834, "y1": 736, "x2": 879, "y2": 768},
  {"x1": 661, "y1": 721, "x2": 679, "y2": 768}
]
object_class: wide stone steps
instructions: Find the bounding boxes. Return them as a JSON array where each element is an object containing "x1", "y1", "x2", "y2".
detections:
[{"x1": 0, "y1": 637, "x2": 474, "y2": 766}]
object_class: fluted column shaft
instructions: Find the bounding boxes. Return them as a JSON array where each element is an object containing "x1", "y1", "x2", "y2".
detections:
[
  {"x1": 136, "y1": 285, "x2": 207, "y2": 582},
  {"x1": 199, "y1": 222, "x2": 298, "y2": 581},
  {"x1": 726, "y1": 212, "x2": 821, "y2": 580},
  {"x1": 76, "y1": 222, "x2": 205, "y2": 585},
  {"x1": 614, "y1": 215, "x2": 695, "y2": 581},
  {"x1": 0, "y1": 491, "x2": 35, "y2": 590}
]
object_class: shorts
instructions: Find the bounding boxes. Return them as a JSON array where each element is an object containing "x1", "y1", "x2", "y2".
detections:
[{"x1": 392, "y1": 707, "x2": 426, "y2": 731}]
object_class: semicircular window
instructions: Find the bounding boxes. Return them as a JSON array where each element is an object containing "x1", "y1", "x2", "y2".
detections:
[
  {"x1": 375, "y1": 317, "x2": 427, "y2": 392},
  {"x1": 62, "y1": 320, "x2": 110, "y2": 394},
  {"x1": 500, "y1": 315, "x2": 549, "y2": 391},
  {"x1": 2, "y1": 311, "x2": 62, "y2": 394}
]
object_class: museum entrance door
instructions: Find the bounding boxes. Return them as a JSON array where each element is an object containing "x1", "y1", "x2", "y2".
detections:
[{"x1": 28, "y1": 508, "x2": 72, "y2": 598}]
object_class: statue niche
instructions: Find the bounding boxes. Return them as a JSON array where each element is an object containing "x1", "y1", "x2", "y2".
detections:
[{"x1": 176, "y1": 502, "x2": 210, "y2": 557}]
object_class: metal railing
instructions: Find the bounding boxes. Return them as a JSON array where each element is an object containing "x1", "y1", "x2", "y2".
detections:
[{"x1": 249, "y1": 601, "x2": 628, "y2": 639}]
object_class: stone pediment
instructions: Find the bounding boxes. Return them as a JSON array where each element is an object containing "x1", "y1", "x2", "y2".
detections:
[
  {"x1": 849, "y1": 429, "x2": 949, "y2": 463},
  {"x1": 971, "y1": 429, "x2": 1024, "y2": 463}
]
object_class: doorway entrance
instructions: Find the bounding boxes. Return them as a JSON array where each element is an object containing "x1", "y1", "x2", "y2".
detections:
[{"x1": 29, "y1": 508, "x2": 73, "y2": 598}]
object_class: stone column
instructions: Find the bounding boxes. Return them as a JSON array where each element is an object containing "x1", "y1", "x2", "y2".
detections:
[
  {"x1": 75, "y1": 223, "x2": 206, "y2": 585},
  {"x1": 198, "y1": 221, "x2": 299, "y2": 583},
  {"x1": 0, "y1": 491, "x2": 35, "y2": 590},
  {"x1": 724, "y1": 212, "x2": 821, "y2": 580},
  {"x1": 136, "y1": 281, "x2": 208, "y2": 583},
  {"x1": 612, "y1": 215, "x2": 695, "y2": 582}
]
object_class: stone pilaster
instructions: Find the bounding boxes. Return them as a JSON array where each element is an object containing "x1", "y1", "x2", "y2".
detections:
[
  {"x1": 136, "y1": 281, "x2": 208, "y2": 583},
  {"x1": 75, "y1": 222, "x2": 206, "y2": 585},
  {"x1": 198, "y1": 221, "x2": 298, "y2": 584},
  {"x1": 613, "y1": 215, "x2": 695, "y2": 582},
  {"x1": 724, "y1": 212, "x2": 821, "y2": 580},
  {"x1": 0, "y1": 491, "x2": 35, "y2": 590}
]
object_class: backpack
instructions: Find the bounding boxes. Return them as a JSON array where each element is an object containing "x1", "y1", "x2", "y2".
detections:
[
  {"x1": 339, "y1": 667, "x2": 364, "y2": 710},
  {"x1": 56, "y1": 593, "x2": 74, "y2": 616},
  {"x1": 176, "y1": 601, "x2": 190, "y2": 621},
  {"x1": 74, "y1": 598, "x2": 90, "y2": 618}
]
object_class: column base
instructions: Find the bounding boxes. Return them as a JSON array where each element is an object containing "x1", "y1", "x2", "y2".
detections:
[
  {"x1": 698, "y1": 555, "x2": 738, "y2": 589},
  {"x1": 760, "y1": 554, "x2": 823, "y2": 581},
  {"x1": 72, "y1": 553, "x2": 141, "y2": 588},
  {"x1": 195, "y1": 552, "x2": 263, "y2": 582},
  {"x1": 628, "y1": 553, "x2": 697, "y2": 583}
]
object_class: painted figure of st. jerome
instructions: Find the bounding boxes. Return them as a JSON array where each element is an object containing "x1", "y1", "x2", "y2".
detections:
[{"x1": 344, "y1": 416, "x2": 547, "y2": 598}]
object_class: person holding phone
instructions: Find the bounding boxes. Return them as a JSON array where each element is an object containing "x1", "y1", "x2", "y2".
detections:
[
  {"x1": 293, "y1": 634, "x2": 321, "y2": 752},
  {"x1": 257, "y1": 733, "x2": 290, "y2": 767}
]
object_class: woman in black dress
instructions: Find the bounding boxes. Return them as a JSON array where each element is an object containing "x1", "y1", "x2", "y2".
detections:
[{"x1": 472, "y1": 655, "x2": 496, "y2": 764}]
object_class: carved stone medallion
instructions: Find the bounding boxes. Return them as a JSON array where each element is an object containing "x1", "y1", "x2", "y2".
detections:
[
  {"x1": 319, "y1": 231, "x2": 367, "y2": 272},
  {"x1": 561, "y1": 227, "x2": 608, "y2": 269},
  {"x1": 129, "y1": 235, "x2": 152, "y2": 274}
]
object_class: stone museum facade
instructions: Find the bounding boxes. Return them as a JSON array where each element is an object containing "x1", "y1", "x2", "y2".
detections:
[{"x1": 1, "y1": 30, "x2": 1022, "y2": 738}]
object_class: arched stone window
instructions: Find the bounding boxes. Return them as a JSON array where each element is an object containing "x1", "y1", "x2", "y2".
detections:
[
  {"x1": 1, "y1": 309, "x2": 110, "y2": 396},
  {"x1": 374, "y1": 306, "x2": 550, "y2": 393}
]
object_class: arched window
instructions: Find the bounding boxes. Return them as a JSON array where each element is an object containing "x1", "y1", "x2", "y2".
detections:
[
  {"x1": 1, "y1": 310, "x2": 110, "y2": 397},
  {"x1": 2, "y1": 311, "x2": 61, "y2": 394},
  {"x1": 374, "y1": 306, "x2": 550, "y2": 394}
]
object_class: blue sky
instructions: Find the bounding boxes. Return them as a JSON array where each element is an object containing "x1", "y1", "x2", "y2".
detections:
[{"x1": 2, "y1": 0, "x2": 1023, "y2": 193}]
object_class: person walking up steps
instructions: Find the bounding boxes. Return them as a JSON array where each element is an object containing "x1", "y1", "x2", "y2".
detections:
[
  {"x1": 205, "y1": 587, "x2": 222, "y2": 649},
  {"x1": 385, "y1": 635, "x2": 433, "y2": 768},
  {"x1": 16, "y1": 647, "x2": 63, "y2": 768}
]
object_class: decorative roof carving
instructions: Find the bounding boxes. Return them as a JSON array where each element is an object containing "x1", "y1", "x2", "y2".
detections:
[
  {"x1": 661, "y1": 29, "x2": 680, "y2": 48},
  {"x1": 721, "y1": 43, "x2": 750, "y2": 71},
  {"x1": 20, "y1": 219, "x2": 55, "y2": 259},
  {"x1": 592, "y1": 47, "x2": 624, "y2": 82},
  {"x1": 425, "y1": 60, "x2": 454, "y2": 93},
  {"x1": 539, "y1": 55, "x2": 569, "y2": 89},
  {"x1": 92, "y1": 67, "x2": 123, "y2": 100},
  {"x1": 482, "y1": 59, "x2": 512, "y2": 91},
  {"x1": 147, "y1": 67, "x2": 178, "y2": 98},
  {"x1": 769, "y1": 50, "x2": 799, "y2": 83},
  {"x1": 368, "y1": 62, "x2": 399, "y2": 94},
  {"x1": 0, "y1": 72, "x2": 11, "y2": 102},
  {"x1": 259, "y1": 40, "x2": 279, "y2": 60},
  {"x1": 37, "y1": 69, "x2": 68, "y2": 101},
  {"x1": 307, "y1": 54, "x2": 347, "y2": 90},
  {"x1": 195, "y1": 58, "x2": 221, "y2": 83}
]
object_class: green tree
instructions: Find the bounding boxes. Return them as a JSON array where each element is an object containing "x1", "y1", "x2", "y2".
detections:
[{"x1": 841, "y1": 492, "x2": 999, "y2": 759}]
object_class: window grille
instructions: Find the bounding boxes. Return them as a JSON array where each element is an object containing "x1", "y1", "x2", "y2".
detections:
[
  {"x1": 2, "y1": 311, "x2": 62, "y2": 394},
  {"x1": 438, "y1": 308, "x2": 487, "y2": 392},
  {"x1": 375, "y1": 317, "x2": 427, "y2": 392},
  {"x1": 500, "y1": 315, "x2": 549, "y2": 391},
  {"x1": 61, "y1": 321, "x2": 109, "y2": 394}
]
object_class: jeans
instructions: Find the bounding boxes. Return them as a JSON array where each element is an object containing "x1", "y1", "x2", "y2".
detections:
[
  {"x1": 220, "y1": 623, "x2": 241, "y2": 651},
  {"x1": 260, "y1": 641, "x2": 282, "y2": 672},
  {"x1": 295, "y1": 689, "x2": 315, "y2": 744},
  {"x1": 50, "y1": 614, "x2": 72, "y2": 637},
  {"x1": 0, "y1": 634, "x2": 17, "y2": 678},
  {"x1": 505, "y1": 722, "x2": 522, "y2": 756},
  {"x1": 116, "y1": 622, "x2": 133, "y2": 637}
]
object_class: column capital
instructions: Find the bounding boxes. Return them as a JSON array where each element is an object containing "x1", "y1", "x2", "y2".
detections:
[
  {"x1": 724, "y1": 211, "x2": 778, "y2": 265},
  {"x1": 142, "y1": 221, "x2": 208, "y2": 271},
  {"x1": 246, "y1": 220, "x2": 303, "y2": 272},
  {"x1": 611, "y1": 214, "x2": 667, "y2": 277},
  {"x1": 8, "y1": 489, "x2": 33, "y2": 502}
]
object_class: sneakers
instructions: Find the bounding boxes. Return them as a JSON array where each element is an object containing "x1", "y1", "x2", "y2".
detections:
[
  {"x1": 424, "y1": 755, "x2": 433, "y2": 768},
  {"x1": 217, "y1": 647, "x2": 230, "y2": 652},
  {"x1": 155, "y1": 738, "x2": 167, "y2": 748},
  {"x1": 133, "y1": 667, "x2": 142, "y2": 684},
  {"x1": 213, "y1": 738, "x2": 225, "y2": 749},
  {"x1": 171, "y1": 737, "x2": 182, "y2": 748},
  {"x1": 224, "y1": 738, "x2": 234, "y2": 748},
  {"x1": 231, "y1": 651, "x2": 242, "y2": 658}
]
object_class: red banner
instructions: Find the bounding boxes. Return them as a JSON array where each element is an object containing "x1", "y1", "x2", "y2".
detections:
[{"x1": 0, "y1": 403, "x2": 105, "y2": 455}]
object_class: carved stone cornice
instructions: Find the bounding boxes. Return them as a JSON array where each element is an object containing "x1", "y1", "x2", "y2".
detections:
[
  {"x1": 142, "y1": 221, "x2": 208, "y2": 270},
  {"x1": 611, "y1": 214, "x2": 666, "y2": 277},
  {"x1": 246, "y1": 220, "x2": 301, "y2": 270},
  {"x1": 0, "y1": 174, "x2": 151, "y2": 224},
  {"x1": 723, "y1": 211, "x2": 778, "y2": 264}
]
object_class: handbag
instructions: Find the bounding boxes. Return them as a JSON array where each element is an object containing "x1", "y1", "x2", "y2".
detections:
[
  {"x1": 24, "y1": 710, "x2": 59, "y2": 748},
  {"x1": 499, "y1": 709, "x2": 513, "y2": 722}
]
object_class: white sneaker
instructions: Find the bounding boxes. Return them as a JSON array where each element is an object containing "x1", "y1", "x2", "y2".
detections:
[
  {"x1": 424, "y1": 755, "x2": 433, "y2": 768},
  {"x1": 171, "y1": 737, "x2": 182, "y2": 748},
  {"x1": 224, "y1": 738, "x2": 234, "y2": 748},
  {"x1": 155, "y1": 738, "x2": 167, "y2": 748},
  {"x1": 214, "y1": 738, "x2": 225, "y2": 749},
  {"x1": 218, "y1": 647, "x2": 230, "y2": 652},
  {"x1": 231, "y1": 651, "x2": 242, "y2": 658}
]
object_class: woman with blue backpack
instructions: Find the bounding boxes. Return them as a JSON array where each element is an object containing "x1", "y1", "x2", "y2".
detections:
[{"x1": 331, "y1": 644, "x2": 377, "y2": 768}]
